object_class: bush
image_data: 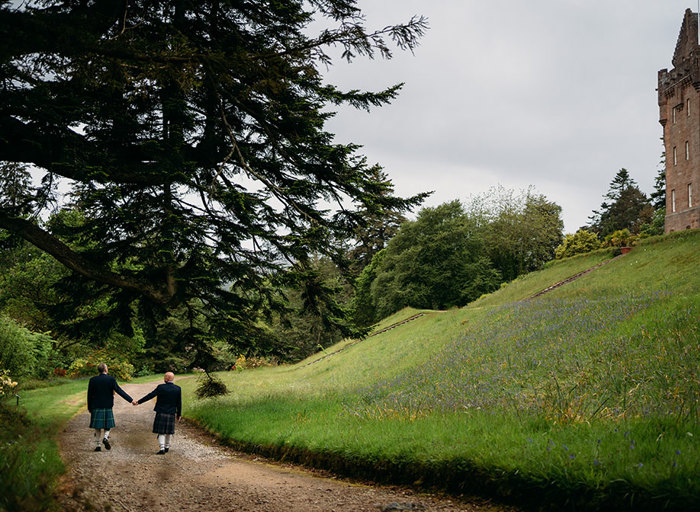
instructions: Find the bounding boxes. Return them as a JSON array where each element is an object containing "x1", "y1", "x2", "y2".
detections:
[
  {"x1": 0, "y1": 316, "x2": 54, "y2": 379},
  {"x1": 67, "y1": 351, "x2": 134, "y2": 381},
  {"x1": 603, "y1": 228, "x2": 637, "y2": 248},
  {"x1": 0, "y1": 369, "x2": 18, "y2": 399},
  {"x1": 195, "y1": 374, "x2": 229, "y2": 398},
  {"x1": 555, "y1": 229, "x2": 601, "y2": 259},
  {"x1": 234, "y1": 353, "x2": 275, "y2": 370}
]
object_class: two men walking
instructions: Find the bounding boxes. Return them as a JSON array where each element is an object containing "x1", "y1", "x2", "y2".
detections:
[{"x1": 87, "y1": 364, "x2": 182, "y2": 454}]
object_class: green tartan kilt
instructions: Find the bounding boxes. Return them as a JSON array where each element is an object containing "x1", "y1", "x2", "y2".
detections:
[
  {"x1": 152, "y1": 412, "x2": 176, "y2": 434},
  {"x1": 89, "y1": 408, "x2": 115, "y2": 429}
]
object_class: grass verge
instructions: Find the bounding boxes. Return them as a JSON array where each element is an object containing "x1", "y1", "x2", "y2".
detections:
[{"x1": 0, "y1": 374, "x2": 164, "y2": 511}]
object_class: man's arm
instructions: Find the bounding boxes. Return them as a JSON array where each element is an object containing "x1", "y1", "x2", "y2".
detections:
[
  {"x1": 176, "y1": 388, "x2": 182, "y2": 418},
  {"x1": 137, "y1": 388, "x2": 159, "y2": 405},
  {"x1": 112, "y1": 379, "x2": 133, "y2": 403},
  {"x1": 87, "y1": 379, "x2": 94, "y2": 412}
]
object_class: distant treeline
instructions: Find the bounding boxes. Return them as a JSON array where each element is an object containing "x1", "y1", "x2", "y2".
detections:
[{"x1": 0, "y1": 169, "x2": 663, "y2": 378}]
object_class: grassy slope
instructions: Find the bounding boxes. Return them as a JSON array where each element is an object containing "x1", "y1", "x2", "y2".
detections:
[{"x1": 184, "y1": 232, "x2": 699, "y2": 511}]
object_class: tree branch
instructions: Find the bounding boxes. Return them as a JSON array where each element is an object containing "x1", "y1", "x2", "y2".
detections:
[
  {"x1": 0, "y1": 116, "x2": 180, "y2": 186},
  {"x1": 0, "y1": 214, "x2": 176, "y2": 304}
]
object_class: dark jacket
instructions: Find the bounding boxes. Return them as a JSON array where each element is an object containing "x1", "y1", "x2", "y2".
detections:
[
  {"x1": 87, "y1": 373, "x2": 133, "y2": 412},
  {"x1": 138, "y1": 381, "x2": 182, "y2": 416}
]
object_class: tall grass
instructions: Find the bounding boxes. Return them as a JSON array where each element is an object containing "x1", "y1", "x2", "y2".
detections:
[
  {"x1": 185, "y1": 230, "x2": 700, "y2": 511},
  {"x1": 0, "y1": 379, "x2": 86, "y2": 512},
  {"x1": 0, "y1": 403, "x2": 65, "y2": 512}
]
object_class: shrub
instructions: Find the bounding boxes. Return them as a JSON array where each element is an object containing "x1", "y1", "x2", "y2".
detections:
[
  {"x1": 555, "y1": 229, "x2": 601, "y2": 259},
  {"x1": 0, "y1": 369, "x2": 18, "y2": 398},
  {"x1": 67, "y1": 352, "x2": 134, "y2": 381},
  {"x1": 234, "y1": 353, "x2": 275, "y2": 370},
  {"x1": 195, "y1": 374, "x2": 229, "y2": 398},
  {"x1": 603, "y1": 228, "x2": 637, "y2": 248},
  {"x1": 0, "y1": 316, "x2": 54, "y2": 378}
]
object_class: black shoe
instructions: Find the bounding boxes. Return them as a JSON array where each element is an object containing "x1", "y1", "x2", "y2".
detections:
[
  {"x1": 94, "y1": 446, "x2": 102, "y2": 452},
  {"x1": 164, "y1": 448, "x2": 169, "y2": 453},
  {"x1": 156, "y1": 449, "x2": 166, "y2": 455},
  {"x1": 103, "y1": 438, "x2": 111, "y2": 450}
]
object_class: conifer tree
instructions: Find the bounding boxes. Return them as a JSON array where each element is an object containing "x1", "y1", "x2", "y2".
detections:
[
  {"x1": 587, "y1": 169, "x2": 651, "y2": 237},
  {"x1": 0, "y1": 1, "x2": 427, "y2": 352}
]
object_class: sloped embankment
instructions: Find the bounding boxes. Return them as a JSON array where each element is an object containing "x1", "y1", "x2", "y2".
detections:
[{"x1": 184, "y1": 231, "x2": 700, "y2": 512}]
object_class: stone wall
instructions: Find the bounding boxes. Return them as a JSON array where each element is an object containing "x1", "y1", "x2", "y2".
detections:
[{"x1": 658, "y1": 9, "x2": 700, "y2": 233}]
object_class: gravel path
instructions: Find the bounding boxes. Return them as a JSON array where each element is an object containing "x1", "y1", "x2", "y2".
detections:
[{"x1": 57, "y1": 378, "x2": 514, "y2": 512}]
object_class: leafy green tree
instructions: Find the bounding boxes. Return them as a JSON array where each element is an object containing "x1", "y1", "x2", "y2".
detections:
[
  {"x1": 0, "y1": 316, "x2": 54, "y2": 378},
  {"x1": 467, "y1": 187, "x2": 564, "y2": 282},
  {"x1": 351, "y1": 249, "x2": 386, "y2": 327},
  {"x1": 639, "y1": 207, "x2": 666, "y2": 237},
  {"x1": 370, "y1": 201, "x2": 501, "y2": 318},
  {"x1": 555, "y1": 229, "x2": 601, "y2": 259},
  {"x1": 0, "y1": 241, "x2": 68, "y2": 333},
  {"x1": 0, "y1": 1, "x2": 427, "y2": 354},
  {"x1": 345, "y1": 168, "x2": 426, "y2": 278},
  {"x1": 588, "y1": 169, "x2": 651, "y2": 237}
]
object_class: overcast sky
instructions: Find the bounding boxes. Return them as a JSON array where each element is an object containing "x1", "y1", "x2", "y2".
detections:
[{"x1": 319, "y1": 1, "x2": 694, "y2": 233}]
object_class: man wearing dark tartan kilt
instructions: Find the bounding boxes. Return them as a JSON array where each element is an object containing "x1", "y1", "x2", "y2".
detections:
[
  {"x1": 87, "y1": 363, "x2": 134, "y2": 452},
  {"x1": 134, "y1": 372, "x2": 182, "y2": 454}
]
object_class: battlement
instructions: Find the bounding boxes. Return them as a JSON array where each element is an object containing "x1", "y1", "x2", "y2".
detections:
[{"x1": 658, "y1": 9, "x2": 700, "y2": 104}]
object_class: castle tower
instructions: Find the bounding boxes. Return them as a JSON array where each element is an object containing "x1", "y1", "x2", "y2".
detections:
[{"x1": 658, "y1": 9, "x2": 700, "y2": 232}]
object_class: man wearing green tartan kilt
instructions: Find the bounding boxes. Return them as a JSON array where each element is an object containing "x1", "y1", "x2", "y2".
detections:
[
  {"x1": 87, "y1": 363, "x2": 134, "y2": 452},
  {"x1": 135, "y1": 372, "x2": 182, "y2": 454}
]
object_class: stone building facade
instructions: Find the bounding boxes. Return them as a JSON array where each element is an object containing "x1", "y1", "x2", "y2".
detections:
[{"x1": 658, "y1": 9, "x2": 700, "y2": 232}]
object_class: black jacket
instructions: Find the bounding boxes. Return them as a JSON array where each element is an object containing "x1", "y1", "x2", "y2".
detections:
[
  {"x1": 138, "y1": 382, "x2": 182, "y2": 416},
  {"x1": 87, "y1": 373, "x2": 133, "y2": 412}
]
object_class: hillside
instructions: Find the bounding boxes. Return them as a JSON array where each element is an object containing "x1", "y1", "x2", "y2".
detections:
[{"x1": 182, "y1": 230, "x2": 700, "y2": 511}]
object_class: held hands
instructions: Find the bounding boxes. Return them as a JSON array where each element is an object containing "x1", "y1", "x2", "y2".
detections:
[{"x1": 132, "y1": 400, "x2": 139, "y2": 406}]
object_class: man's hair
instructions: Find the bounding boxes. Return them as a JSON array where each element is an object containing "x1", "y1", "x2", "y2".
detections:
[{"x1": 97, "y1": 363, "x2": 108, "y2": 374}]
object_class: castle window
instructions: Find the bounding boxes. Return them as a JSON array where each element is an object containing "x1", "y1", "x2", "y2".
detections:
[
  {"x1": 686, "y1": 141, "x2": 690, "y2": 160},
  {"x1": 688, "y1": 98, "x2": 691, "y2": 116},
  {"x1": 672, "y1": 189, "x2": 676, "y2": 213},
  {"x1": 673, "y1": 107, "x2": 677, "y2": 124},
  {"x1": 690, "y1": 184, "x2": 694, "y2": 208},
  {"x1": 673, "y1": 146, "x2": 677, "y2": 166}
]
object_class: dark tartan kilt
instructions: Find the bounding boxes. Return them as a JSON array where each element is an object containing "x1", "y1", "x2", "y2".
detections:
[
  {"x1": 89, "y1": 408, "x2": 115, "y2": 429},
  {"x1": 152, "y1": 412, "x2": 176, "y2": 434}
]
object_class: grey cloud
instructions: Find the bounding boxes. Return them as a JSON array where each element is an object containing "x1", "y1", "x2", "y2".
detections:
[{"x1": 322, "y1": 1, "x2": 686, "y2": 231}]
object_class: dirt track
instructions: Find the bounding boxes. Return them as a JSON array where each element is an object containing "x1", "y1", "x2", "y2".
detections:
[{"x1": 57, "y1": 379, "x2": 512, "y2": 512}]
